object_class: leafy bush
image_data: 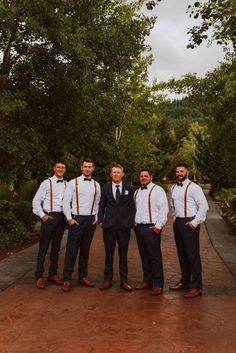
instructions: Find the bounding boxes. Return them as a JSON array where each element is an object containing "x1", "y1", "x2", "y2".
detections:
[
  {"x1": 0, "y1": 221, "x2": 30, "y2": 250},
  {"x1": 20, "y1": 180, "x2": 38, "y2": 202},
  {"x1": 231, "y1": 197, "x2": 236, "y2": 212},
  {"x1": 0, "y1": 184, "x2": 13, "y2": 201},
  {"x1": 11, "y1": 201, "x2": 37, "y2": 229},
  {"x1": 214, "y1": 188, "x2": 236, "y2": 229},
  {"x1": 0, "y1": 200, "x2": 11, "y2": 212},
  {"x1": 0, "y1": 200, "x2": 31, "y2": 250},
  {"x1": 214, "y1": 188, "x2": 236, "y2": 207}
]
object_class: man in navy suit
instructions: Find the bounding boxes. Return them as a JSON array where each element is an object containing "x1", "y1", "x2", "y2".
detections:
[{"x1": 98, "y1": 164, "x2": 135, "y2": 291}]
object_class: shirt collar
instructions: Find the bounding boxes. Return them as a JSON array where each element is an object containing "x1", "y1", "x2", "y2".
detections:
[
  {"x1": 112, "y1": 181, "x2": 122, "y2": 188},
  {"x1": 146, "y1": 182, "x2": 154, "y2": 189},
  {"x1": 52, "y1": 175, "x2": 63, "y2": 182},
  {"x1": 182, "y1": 178, "x2": 190, "y2": 186},
  {"x1": 80, "y1": 174, "x2": 92, "y2": 180}
]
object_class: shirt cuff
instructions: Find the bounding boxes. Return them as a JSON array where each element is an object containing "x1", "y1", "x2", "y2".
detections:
[
  {"x1": 63, "y1": 211, "x2": 72, "y2": 221},
  {"x1": 155, "y1": 222, "x2": 163, "y2": 230},
  {"x1": 191, "y1": 219, "x2": 199, "y2": 228},
  {"x1": 39, "y1": 210, "x2": 46, "y2": 218}
]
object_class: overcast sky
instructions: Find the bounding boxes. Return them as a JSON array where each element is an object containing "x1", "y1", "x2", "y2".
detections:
[{"x1": 145, "y1": 0, "x2": 225, "y2": 82}]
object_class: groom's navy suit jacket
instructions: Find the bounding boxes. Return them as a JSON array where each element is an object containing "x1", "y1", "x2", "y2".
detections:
[{"x1": 98, "y1": 183, "x2": 135, "y2": 231}]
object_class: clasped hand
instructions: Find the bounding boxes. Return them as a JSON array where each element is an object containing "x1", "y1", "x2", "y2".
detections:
[{"x1": 150, "y1": 225, "x2": 161, "y2": 234}]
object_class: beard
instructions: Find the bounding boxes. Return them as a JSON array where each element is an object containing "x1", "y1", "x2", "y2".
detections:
[{"x1": 176, "y1": 175, "x2": 187, "y2": 182}]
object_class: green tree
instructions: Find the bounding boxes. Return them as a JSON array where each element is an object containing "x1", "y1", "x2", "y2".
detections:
[
  {"x1": 0, "y1": 0, "x2": 160, "y2": 185},
  {"x1": 187, "y1": 0, "x2": 236, "y2": 51},
  {"x1": 159, "y1": 60, "x2": 236, "y2": 191},
  {"x1": 171, "y1": 121, "x2": 207, "y2": 181}
]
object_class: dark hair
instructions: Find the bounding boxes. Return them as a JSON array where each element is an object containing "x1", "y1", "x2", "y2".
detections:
[
  {"x1": 53, "y1": 160, "x2": 66, "y2": 167},
  {"x1": 176, "y1": 162, "x2": 188, "y2": 169},
  {"x1": 139, "y1": 168, "x2": 153, "y2": 176},
  {"x1": 109, "y1": 163, "x2": 124, "y2": 172},
  {"x1": 81, "y1": 158, "x2": 94, "y2": 166}
]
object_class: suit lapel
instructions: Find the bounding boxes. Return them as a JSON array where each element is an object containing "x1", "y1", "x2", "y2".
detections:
[{"x1": 108, "y1": 183, "x2": 116, "y2": 203}]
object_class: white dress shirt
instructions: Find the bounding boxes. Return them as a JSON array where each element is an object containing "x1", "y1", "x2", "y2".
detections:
[
  {"x1": 32, "y1": 175, "x2": 66, "y2": 218},
  {"x1": 63, "y1": 175, "x2": 101, "y2": 220},
  {"x1": 112, "y1": 182, "x2": 122, "y2": 200},
  {"x1": 135, "y1": 182, "x2": 169, "y2": 229},
  {"x1": 171, "y1": 178, "x2": 209, "y2": 227}
]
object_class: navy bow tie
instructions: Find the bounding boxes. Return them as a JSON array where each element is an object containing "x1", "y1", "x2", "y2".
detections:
[
  {"x1": 57, "y1": 179, "x2": 64, "y2": 183},
  {"x1": 84, "y1": 178, "x2": 91, "y2": 181},
  {"x1": 141, "y1": 186, "x2": 148, "y2": 190},
  {"x1": 177, "y1": 182, "x2": 183, "y2": 187}
]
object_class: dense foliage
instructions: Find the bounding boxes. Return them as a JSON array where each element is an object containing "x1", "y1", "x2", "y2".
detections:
[
  {"x1": 1, "y1": 0, "x2": 235, "y2": 250},
  {"x1": 0, "y1": 180, "x2": 38, "y2": 250},
  {"x1": 187, "y1": 0, "x2": 236, "y2": 51},
  {"x1": 0, "y1": 0, "x2": 164, "y2": 185}
]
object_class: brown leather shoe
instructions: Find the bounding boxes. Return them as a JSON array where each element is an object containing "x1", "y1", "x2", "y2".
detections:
[
  {"x1": 48, "y1": 274, "x2": 63, "y2": 285},
  {"x1": 135, "y1": 282, "x2": 152, "y2": 290},
  {"x1": 169, "y1": 282, "x2": 189, "y2": 290},
  {"x1": 150, "y1": 287, "x2": 163, "y2": 296},
  {"x1": 78, "y1": 277, "x2": 95, "y2": 287},
  {"x1": 36, "y1": 277, "x2": 46, "y2": 289},
  {"x1": 99, "y1": 281, "x2": 112, "y2": 290},
  {"x1": 120, "y1": 282, "x2": 132, "y2": 292},
  {"x1": 62, "y1": 281, "x2": 72, "y2": 292},
  {"x1": 184, "y1": 289, "x2": 202, "y2": 298}
]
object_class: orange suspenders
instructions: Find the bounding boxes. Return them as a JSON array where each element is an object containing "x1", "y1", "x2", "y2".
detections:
[
  {"x1": 90, "y1": 181, "x2": 97, "y2": 215},
  {"x1": 135, "y1": 184, "x2": 157, "y2": 223},
  {"x1": 48, "y1": 179, "x2": 53, "y2": 212},
  {"x1": 75, "y1": 178, "x2": 97, "y2": 215},
  {"x1": 184, "y1": 182, "x2": 192, "y2": 217},
  {"x1": 148, "y1": 185, "x2": 157, "y2": 223},
  {"x1": 75, "y1": 178, "x2": 79, "y2": 215},
  {"x1": 171, "y1": 182, "x2": 192, "y2": 217},
  {"x1": 48, "y1": 178, "x2": 67, "y2": 213}
]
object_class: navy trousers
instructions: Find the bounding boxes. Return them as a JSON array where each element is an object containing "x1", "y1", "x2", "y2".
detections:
[
  {"x1": 35, "y1": 212, "x2": 66, "y2": 279},
  {"x1": 63, "y1": 215, "x2": 96, "y2": 281},
  {"x1": 173, "y1": 217, "x2": 202, "y2": 289},
  {"x1": 135, "y1": 225, "x2": 164, "y2": 288},
  {"x1": 103, "y1": 228, "x2": 131, "y2": 283}
]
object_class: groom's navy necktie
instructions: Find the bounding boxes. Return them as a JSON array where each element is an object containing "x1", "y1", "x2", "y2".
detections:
[{"x1": 115, "y1": 185, "x2": 120, "y2": 204}]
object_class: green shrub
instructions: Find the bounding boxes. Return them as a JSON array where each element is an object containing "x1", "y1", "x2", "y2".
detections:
[
  {"x1": 20, "y1": 180, "x2": 38, "y2": 202},
  {"x1": 213, "y1": 188, "x2": 236, "y2": 230},
  {"x1": 231, "y1": 197, "x2": 236, "y2": 212},
  {"x1": 0, "y1": 223, "x2": 30, "y2": 250},
  {"x1": 0, "y1": 200, "x2": 31, "y2": 250},
  {"x1": 0, "y1": 184, "x2": 13, "y2": 201},
  {"x1": 11, "y1": 201, "x2": 37, "y2": 229},
  {"x1": 214, "y1": 188, "x2": 236, "y2": 207},
  {"x1": 0, "y1": 200, "x2": 30, "y2": 250},
  {"x1": 0, "y1": 200, "x2": 11, "y2": 212}
]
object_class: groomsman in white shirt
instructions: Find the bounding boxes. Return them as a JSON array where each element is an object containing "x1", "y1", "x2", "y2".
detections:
[
  {"x1": 32, "y1": 161, "x2": 67, "y2": 289},
  {"x1": 134, "y1": 168, "x2": 169, "y2": 295},
  {"x1": 170, "y1": 163, "x2": 208, "y2": 298},
  {"x1": 62, "y1": 158, "x2": 101, "y2": 292}
]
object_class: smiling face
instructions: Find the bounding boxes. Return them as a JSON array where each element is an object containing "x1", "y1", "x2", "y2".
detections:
[
  {"x1": 139, "y1": 170, "x2": 153, "y2": 186},
  {"x1": 53, "y1": 163, "x2": 66, "y2": 179},
  {"x1": 110, "y1": 166, "x2": 124, "y2": 184},
  {"x1": 176, "y1": 166, "x2": 188, "y2": 182},
  {"x1": 81, "y1": 161, "x2": 94, "y2": 177}
]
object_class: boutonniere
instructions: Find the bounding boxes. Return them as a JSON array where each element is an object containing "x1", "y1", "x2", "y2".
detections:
[{"x1": 125, "y1": 190, "x2": 129, "y2": 195}]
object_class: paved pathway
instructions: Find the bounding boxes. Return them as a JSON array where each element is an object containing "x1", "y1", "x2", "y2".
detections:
[{"x1": 0, "y1": 193, "x2": 236, "y2": 353}]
